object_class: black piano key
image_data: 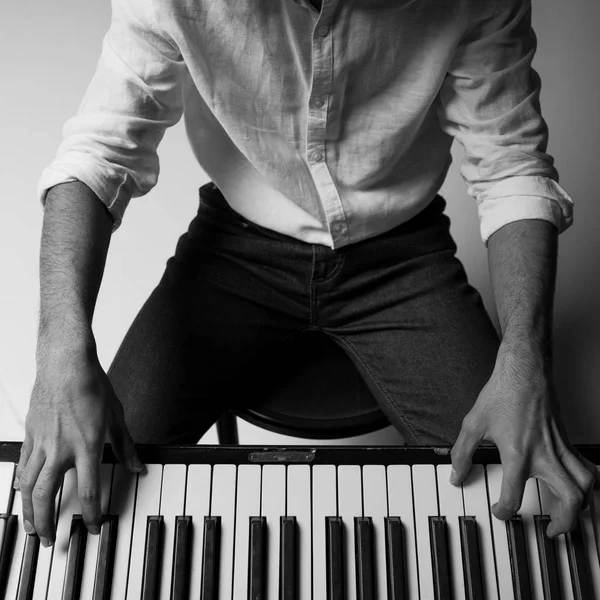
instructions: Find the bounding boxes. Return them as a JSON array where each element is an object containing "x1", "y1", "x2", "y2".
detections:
[
  {"x1": 0, "y1": 514, "x2": 18, "y2": 600},
  {"x1": 62, "y1": 515, "x2": 88, "y2": 600},
  {"x1": 201, "y1": 516, "x2": 220, "y2": 600},
  {"x1": 458, "y1": 516, "x2": 485, "y2": 600},
  {"x1": 141, "y1": 515, "x2": 163, "y2": 600},
  {"x1": 384, "y1": 517, "x2": 407, "y2": 600},
  {"x1": 355, "y1": 517, "x2": 376, "y2": 600},
  {"x1": 325, "y1": 516, "x2": 344, "y2": 600},
  {"x1": 533, "y1": 515, "x2": 562, "y2": 600},
  {"x1": 566, "y1": 518, "x2": 594, "y2": 600},
  {"x1": 429, "y1": 516, "x2": 453, "y2": 600},
  {"x1": 248, "y1": 516, "x2": 267, "y2": 600},
  {"x1": 280, "y1": 516, "x2": 298, "y2": 600},
  {"x1": 92, "y1": 515, "x2": 119, "y2": 600},
  {"x1": 171, "y1": 516, "x2": 192, "y2": 600},
  {"x1": 506, "y1": 516, "x2": 533, "y2": 600},
  {"x1": 16, "y1": 533, "x2": 40, "y2": 600}
]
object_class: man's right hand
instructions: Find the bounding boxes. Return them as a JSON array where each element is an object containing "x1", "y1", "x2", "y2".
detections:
[{"x1": 14, "y1": 334, "x2": 143, "y2": 547}]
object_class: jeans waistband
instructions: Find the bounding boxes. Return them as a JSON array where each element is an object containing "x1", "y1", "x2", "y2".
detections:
[{"x1": 197, "y1": 181, "x2": 448, "y2": 237}]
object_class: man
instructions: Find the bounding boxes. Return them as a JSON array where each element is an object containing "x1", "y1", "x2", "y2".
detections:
[{"x1": 15, "y1": 0, "x2": 598, "y2": 550}]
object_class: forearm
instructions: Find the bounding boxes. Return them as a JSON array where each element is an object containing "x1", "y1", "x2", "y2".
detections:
[
  {"x1": 38, "y1": 181, "x2": 113, "y2": 348},
  {"x1": 487, "y1": 219, "x2": 558, "y2": 368}
]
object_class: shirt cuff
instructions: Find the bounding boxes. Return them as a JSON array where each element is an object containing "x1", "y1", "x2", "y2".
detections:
[
  {"x1": 478, "y1": 176, "x2": 574, "y2": 246},
  {"x1": 36, "y1": 159, "x2": 130, "y2": 234}
]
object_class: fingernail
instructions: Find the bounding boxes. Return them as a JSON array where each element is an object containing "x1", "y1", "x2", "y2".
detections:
[
  {"x1": 132, "y1": 456, "x2": 144, "y2": 472},
  {"x1": 24, "y1": 520, "x2": 35, "y2": 535},
  {"x1": 89, "y1": 526, "x2": 100, "y2": 535},
  {"x1": 13, "y1": 476, "x2": 19, "y2": 490},
  {"x1": 449, "y1": 468, "x2": 458, "y2": 485},
  {"x1": 40, "y1": 537, "x2": 52, "y2": 548}
]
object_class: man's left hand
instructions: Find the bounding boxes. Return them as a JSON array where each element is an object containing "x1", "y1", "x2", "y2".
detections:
[{"x1": 449, "y1": 341, "x2": 600, "y2": 538}]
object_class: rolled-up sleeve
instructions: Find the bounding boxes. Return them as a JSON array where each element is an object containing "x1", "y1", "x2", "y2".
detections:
[
  {"x1": 36, "y1": 0, "x2": 189, "y2": 232},
  {"x1": 437, "y1": 0, "x2": 573, "y2": 246}
]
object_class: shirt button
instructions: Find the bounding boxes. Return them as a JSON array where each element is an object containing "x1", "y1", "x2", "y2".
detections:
[
  {"x1": 331, "y1": 223, "x2": 344, "y2": 235},
  {"x1": 313, "y1": 98, "x2": 325, "y2": 108},
  {"x1": 311, "y1": 151, "x2": 323, "y2": 162},
  {"x1": 317, "y1": 25, "x2": 329, "y2": 37}
]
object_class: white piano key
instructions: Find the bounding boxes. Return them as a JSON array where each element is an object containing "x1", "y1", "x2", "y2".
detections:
[
  {"x1": 31, "y1": 482, "x2": 63, "y2": 600},
  {"x1": 233, "y1": 464, "x2": 261, "y2": 600},
  {"x1": 486, "y1": 464, "x2": 516, "y2": 600},
  {"x1": 108, "y1": 464, "x2": 139, "y2": 600},
  {"x1": 261, "y1": 465, "x2": 286, "y2": 600},
  {"x1": 362, "y1": 465, "x2": 388, "y2": 600},
  {"x1": 159, "y1": 464, "x2": 187, "y2": 600},
  {"x1": 287, "y1": 465, "x2": 311, "y2": 600},
  {"x1": 387, "y1": 464, "x2": 419, "y2": 600},
  {"x1": 186, "y1": 464, "x2": 212, "y2": 600},
  {"x1": 537, "y1": 479, "x2": 575, "y2": 600},
  {"x1": 583, "y1": 466, "x2": 600, "y2": 597},
  {"x1": 412, "y1": 464, "x2": 438, "y2": 600},
  {"x1": 0, "y1": 462, "x2": 15, "y2": 513},
  {"x1": 593, "y1": 465, "x2": 600, "y2": 566},
  {"x1": 3, "y1": 488, "x2": 27, "y2": 598},
  {"x1": 79, "y1": 464, "x2": 114, "y2": 600},
  {"x1": 126, "y1": 464, "x2": 163, "y2": 600},
  {"x1": 312, "y1": 465, "x2": 337, "y2": 600},
  {"x1": 461, "y1": 464, "x2": 500, "y2": 600},
  {"x1": 337, "y1": 465, "x2": 362, "y2": 600},
  {"x1": 519, "y1": 478, "x2": 545, "y2": 600},
  {"x1": 436, "y1": 464, "x2": 467, "y2": 600},
  {"x1": 45, "y1": 468, "x2": 80, "y2": 598},
  {"x1": 0, "y1": 461, "x2": 15, "y2": 571},
  {"x1": 581, "y1": 510, "x2": 600, "y2": 598},
  {"x1": 211, "y1": 464, "x2": 237, "y2": 600}
]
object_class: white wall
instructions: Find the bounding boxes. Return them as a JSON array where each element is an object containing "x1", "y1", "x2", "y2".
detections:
[{"x1": 1, "y1": 0, "x2": 598, "y2": 445}]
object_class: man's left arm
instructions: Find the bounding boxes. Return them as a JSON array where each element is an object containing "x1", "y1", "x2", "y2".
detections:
[
  {"x1": 454, "y1": 218, "x2": 599, "y2": 538},
  {"x1": 435, "y1": 0, "x2": 599, "y2": 537}
]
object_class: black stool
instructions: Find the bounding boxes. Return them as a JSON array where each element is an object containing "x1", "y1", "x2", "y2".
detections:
[{"x1": 215, "y1": 334, "x2": 391, "y2": 444}]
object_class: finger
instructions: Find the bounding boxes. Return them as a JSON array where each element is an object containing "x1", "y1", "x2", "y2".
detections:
[
  {"x1": 551, "y1": 421, "x2": 598, "y2": 509},
  {"x1": 74, "y1": 453, "x2": 102, "y2": 534},
  {"x1": 107, "y1": 398, "x2": 144, "y2": 474},
  {"x1": 31, "y1": 460, "x2": 69, "y2": 547},
  {"x1": 536, "y1": 462, "x2": 585, "y2": 538},
  {"x1": 450, "y1": 415, "x2": 482, "y2": 485},
  {"x1": 492, "y1": 457, "x2": 528, "y2": 521},
  {"x1": 14, "y1": 436, "x2": 33, "y2": 489},
  {"x1": 18, "y1": 449, "x2": 46, "y2": 536},
  {"x1": 555, "y1": 448, "x2": 595, "y2": 512}
]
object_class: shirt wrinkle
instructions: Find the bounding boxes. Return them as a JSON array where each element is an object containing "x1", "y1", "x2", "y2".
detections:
[{"x1": 37, "y1": 0, "x2": 573, "y2": 249}]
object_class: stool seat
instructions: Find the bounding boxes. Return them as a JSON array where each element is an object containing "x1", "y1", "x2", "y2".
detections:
[{"x1": 216, "y1": 333, "x2": 390, "y2": 443}]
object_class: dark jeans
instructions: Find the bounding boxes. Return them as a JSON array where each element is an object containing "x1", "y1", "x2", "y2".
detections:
[{"x1": 107, "y1": 182, "x2": 500, "y2": 446}]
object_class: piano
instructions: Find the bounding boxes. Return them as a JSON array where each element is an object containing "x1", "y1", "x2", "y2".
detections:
[{"x1": 0, "y1": 442, "x2": 599, "y2": 600}]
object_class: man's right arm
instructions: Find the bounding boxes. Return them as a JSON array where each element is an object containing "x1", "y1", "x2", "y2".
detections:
[
  {"x1": 16, "y1": 181, "x2": 143, "y2": 548},
  {"x1": 25, "y1": 0, "x2": 188, "y2": 545},
  {"x1": 39, "y1": 181, "x2": 112, "y2": 343}
]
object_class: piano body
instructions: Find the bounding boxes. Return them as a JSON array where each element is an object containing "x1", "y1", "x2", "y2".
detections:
[{"x1": 0, "y1": 442, "x2": 599, "y2": 600}]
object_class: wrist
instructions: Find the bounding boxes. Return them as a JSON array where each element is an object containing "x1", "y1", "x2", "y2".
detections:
[
  {"x1": 36, "y1": 319, "x2": 97, "y2": 364},
  {"x1": 498, "y1": 336, "x2": 553, "y2": 380}
]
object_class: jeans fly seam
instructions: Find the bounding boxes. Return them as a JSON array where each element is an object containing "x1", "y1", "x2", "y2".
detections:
[
  {"x1": 323, "y1": 331, "x2": 426, "y2": 445},
  {"x1": 319, "y1": 251, "x2": 345, "y2": 283},
  {"x1": 309, "y1": 245, "x2": 317, "y2": 328}
]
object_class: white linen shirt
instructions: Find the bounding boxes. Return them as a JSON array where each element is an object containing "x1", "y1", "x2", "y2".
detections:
[{"x1": 37, "y1": 0, "x2": 573, "y2": 249}]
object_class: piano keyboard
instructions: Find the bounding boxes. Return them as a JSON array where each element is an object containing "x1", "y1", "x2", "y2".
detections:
[{"x1": 0, "y1": 443, "x2": 599, "y2": 600}]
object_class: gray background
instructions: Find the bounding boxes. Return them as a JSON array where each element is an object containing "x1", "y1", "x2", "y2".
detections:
[{"x1": 1, "y1": 0, "x2": 598, "y2": 445}]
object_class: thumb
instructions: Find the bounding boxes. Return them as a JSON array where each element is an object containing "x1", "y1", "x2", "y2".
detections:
[
  {"x1": 450, "y1": 418, "x2": 483, "y2": 486},
  {"x1": 107, "y1": 397, "x2": 145, "y2": 474}
]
